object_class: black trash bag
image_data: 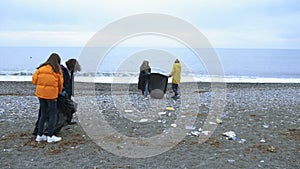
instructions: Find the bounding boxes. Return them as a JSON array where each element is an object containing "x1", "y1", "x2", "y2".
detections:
[
  {"x1": 57, "y1": 94, "x2": 77, "y2": 124},
  {"x1": 148, "y1": 73, "x2": 168, "y2": 99},
  {"x1": 32, "y1": 95, "x2": 77, "y2": 136}
]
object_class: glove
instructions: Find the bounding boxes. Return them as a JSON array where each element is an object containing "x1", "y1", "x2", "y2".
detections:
[{"x1": 62, "y1": 90, "x2": 67, "y2": 97}]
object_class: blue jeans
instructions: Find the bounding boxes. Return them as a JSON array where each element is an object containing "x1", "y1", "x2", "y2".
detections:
[
  {"x1": 144, "y1": 79, "x2": 149, "y2": 97},
  {"x1": 37, "y1": 99, "x2": 57, "y2": 137},
  {"x1": 172, "y1": 83, "x2": 179, "y2": 96}
]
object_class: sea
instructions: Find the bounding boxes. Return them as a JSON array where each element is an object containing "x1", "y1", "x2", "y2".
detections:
[{"x1": 0, "y1": 47, "x2": 299, "y2": 83}]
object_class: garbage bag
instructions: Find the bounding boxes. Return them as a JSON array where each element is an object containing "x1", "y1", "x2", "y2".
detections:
[
  {"x1": 32, "y1": 95, "x2": 77, "y2": 135},
  {"x1": 148, "y1": 73, "x2": 168, "y2": 99}
]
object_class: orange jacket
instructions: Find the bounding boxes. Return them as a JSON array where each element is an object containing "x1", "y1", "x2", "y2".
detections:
[{"x1": 32, "y1": 64, "x2": 64, "y2": 99}]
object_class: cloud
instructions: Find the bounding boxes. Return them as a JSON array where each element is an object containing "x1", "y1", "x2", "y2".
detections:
[
  {"x1": 0, "y1": 0, "x2": 299, "y2": 48},
  {"x1": 0, "y1": 31, "x2": 93, "y2": 46}
]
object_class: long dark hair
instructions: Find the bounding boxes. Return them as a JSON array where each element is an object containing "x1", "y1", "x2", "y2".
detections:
[
  {"x1": 37, "y1": 53, "x2": 61, "y2": 73},
  {"x1": 66, "y1": 58, "x2": 81, "y2": 72}
]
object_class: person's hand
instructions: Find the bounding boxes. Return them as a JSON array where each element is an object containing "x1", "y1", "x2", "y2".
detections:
[{"x1": 61, "y1": 90, "x2": 67, "y2": 97}]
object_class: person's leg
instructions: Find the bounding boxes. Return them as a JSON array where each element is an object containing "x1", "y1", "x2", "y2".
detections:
[
  {"x1": 36, "y1": 99, "x2": 48, "y2": 141},
  {"x1": 46, "y1": 99, "x2": 62, "y2": 143},
  {"x1": 172, "y1": 83, "x2": 178, "y2": 96},
  {"x1": 47, "y1": 100, "x2": 57, "y2": 137},
  {"x1": 144, "y1": 79, "x2": 149, "y2": 97},
  {"x1": 37, "y1": 99, "x2": 47, "y2": 136},
  {"x1": 32, "y1": 108, "x2": 41, "y2": 135},
  {"x1": 174, "y1": 84, "x2": 179, "y2": 96},
  {"x1": 171, "y1": 83, "x2": 179, "y2": 98}
]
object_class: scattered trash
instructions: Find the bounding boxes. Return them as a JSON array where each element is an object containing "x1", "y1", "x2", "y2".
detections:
[
  {"x1": 191, "y1": 130, "x2": 201, "y2": 136},
  {"x1": 185, "y1": 125, "x2": 196, "y2": 130},
  {"x1": 3, "y1": 148, "x2": 13, "y2": 152},
  {"x1": 161, "y1": 119, "x2": 167, "y2": 124},
  {"x1": 168, "y1": 112, "x2": 172, "y2": 116},
  {"x1": 186, "y1": 126, "x2": 211, "y2": 137},
  {"x1": 170, "y1": 123, "x2": 177, "y2": 127},
  {"x1": 158, "y1": 112, "x2": 166, "y2": 115},
  {"x1": 202, "y1": 131, "x2": 210, "y2": 136},
  {"x1": 165, "y1": 107, "x2": 175, "y2": 111},
  {"x1": 267, "y1": 145, "x2": 277, "y2": 152},
  {"x1": 139, "y1": 119, "x2": 148, "y2": 122},
  {"x1": 260, "y1": 160, "x2": 264, "y2": 163},
  {"x1": 209, "y1": 121, "x2": 217, "y2": 125},
  {"x1": 158, "y1": 120, "x2": 162, "y2": 123},
  {"x1": 223, "y1": 131, "x2": 238, "y2": 141},
  {"x1": 260, "y1": 139, "x2": 266, "y2": 143},
  {"x1": 124, "y1": 110, "x2": 133, "y2": 113},
  {"x1": 238, "y1": 139, "x2": 247, "y2": 144},
  {"x1": 262, "y1": 124, "x2": 269, "y2": 128},
  {"x1": 216, "y1": 118, "x2": 223, "y2": 124},
  {"x1": 227, "y1": 159, "x2": 235, "y2": 163}
]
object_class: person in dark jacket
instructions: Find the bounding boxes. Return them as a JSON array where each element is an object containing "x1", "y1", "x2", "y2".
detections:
[
  {"x1": 60, "y1": 59, "x2": 81, "y2": 99},
  {"x1": 60, "y1": 58, "x2": 81, "y2": 124},
  {"x1": 138, "y1": 60, "x2": 151, "y2": 99}
]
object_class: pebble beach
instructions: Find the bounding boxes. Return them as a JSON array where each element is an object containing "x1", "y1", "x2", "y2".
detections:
[{"x1": 0, "y1": 81, "x2": 299, "y2": 168}]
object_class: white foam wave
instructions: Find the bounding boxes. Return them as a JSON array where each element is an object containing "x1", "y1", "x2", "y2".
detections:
[{"x1": 1, "y1": 75, "x2": 299, "y2": 84}]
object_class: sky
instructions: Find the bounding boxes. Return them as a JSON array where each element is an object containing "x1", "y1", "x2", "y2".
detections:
[{"x1": 0, "y1": 0, "x2": 299, "y2": 49}]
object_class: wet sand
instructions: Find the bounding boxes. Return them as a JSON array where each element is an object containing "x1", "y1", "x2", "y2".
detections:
[{"x1": 0, "y1": 81, "x2": 299, "y2": 168}]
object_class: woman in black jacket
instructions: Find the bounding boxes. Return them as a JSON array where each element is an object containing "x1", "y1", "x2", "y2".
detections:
[
  {"x1": 138, "y1": 60, "x2": 151, "y2": 99},
  {"x1": 60, "y1": 59, "x2": 81, "y2": 99},
  {"x1": 60, "y1": 59, "x2": 81, "y2": 124}
]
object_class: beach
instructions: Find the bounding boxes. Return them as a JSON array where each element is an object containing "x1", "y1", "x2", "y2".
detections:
[{"x1": 0, "y1": 81, "x2": 299, "y2": 168}]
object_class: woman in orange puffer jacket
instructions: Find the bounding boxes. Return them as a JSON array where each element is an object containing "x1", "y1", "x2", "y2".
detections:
[{"x1": 32, "y1": 53, "x2": 64, "y2": 143}]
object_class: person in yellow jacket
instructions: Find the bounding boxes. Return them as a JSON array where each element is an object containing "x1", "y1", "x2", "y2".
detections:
[
  {"x1": 169, "y1": 59, "x2": 181, "y2": 98},
  {"x1": 32, "y1": 53, "x2": 64, "y2": 143}
]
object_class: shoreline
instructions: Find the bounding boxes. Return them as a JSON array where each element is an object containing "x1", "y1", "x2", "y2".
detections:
[
  {"x1": 0, "y1": 81, "x2": 300, "y2": 96},
  {"x1": 0, "y1": 75, "x2": 300, "y2": 84}
]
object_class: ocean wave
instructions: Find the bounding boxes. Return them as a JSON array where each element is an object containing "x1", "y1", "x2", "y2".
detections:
[{"x1": 0, "y1": 74, "x2": 299, "y2": 83}]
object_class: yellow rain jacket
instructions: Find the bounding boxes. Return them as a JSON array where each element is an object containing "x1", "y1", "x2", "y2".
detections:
[
  {"x1": 170, "y1": 62, "x2": 181, "y2": 84},
  {"x1": 32, "y1": 64, "x2": 63, "y2": 99}
]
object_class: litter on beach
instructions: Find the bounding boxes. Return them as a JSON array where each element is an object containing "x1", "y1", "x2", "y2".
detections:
[
  {"x1": 139, "y1": 119, "x2": 148, "y2": 122},
  {"x1": 158, "y1": 112, "x2": 167, "y2": 115},
  {"x1": 124, "y1": 110, "x2": 133, "y2": 113},
  {"x1": 216, "y1": 118, "x2": 223, "y2": 124},
  {"x1": 262, "y1": 124, "x2": 269, "y2": 128},
  {"x1": 165, "y1": 107, "x2": 175, "y2": 111},
  {"x1": 238, "y1": 139, "x2": 247, "y2": 144},
  {"x1": 185, "y1": 125, "x2": 196, "y2": 130},
  {"x1": 170, "y1": 123, "x2": 177, "y2": 127},
  {"x1": 209, "y1": 121, "x2": 217, "y2": 125},
  {"x1": 191, "y1": 130, "x2": 201, "y2": 136},
  {"x1": 260, "y1": 139, "x2": 266, "y2": 143},
  {"x1": 202, "y1": 131, "x2": 210, "y2": 136},
  {"x1": 223, "y1": 131, "x2": 238, "y2": 141}
]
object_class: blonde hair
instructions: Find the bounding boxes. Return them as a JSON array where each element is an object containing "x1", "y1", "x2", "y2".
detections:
[{"x1": 140, "y1": 60, "x2": 150, "y2": 71}]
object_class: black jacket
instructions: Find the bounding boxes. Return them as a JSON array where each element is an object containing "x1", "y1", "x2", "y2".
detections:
[
  {"x1": 61, "y1": 65, "x2": 73, "y2": 97},
  {"x1": 138, "y1": 68, "x2": 151, "y2": 91}
]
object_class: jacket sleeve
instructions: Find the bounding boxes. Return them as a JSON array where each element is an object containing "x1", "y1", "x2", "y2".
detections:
[
  {"x1": 170, "y1": 65, "x2": 175, "y2": 76},
  {"x1": 58, "y1": 70, "x2": 64, "y2": 94},
  {"x1": 32, "y1": 69, "x2": 39, "y2": 85}
]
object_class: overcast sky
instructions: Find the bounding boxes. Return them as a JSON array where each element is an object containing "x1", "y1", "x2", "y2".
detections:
[{"x1": 0, "y1": 0, "x2": 299, "y2": 48}]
